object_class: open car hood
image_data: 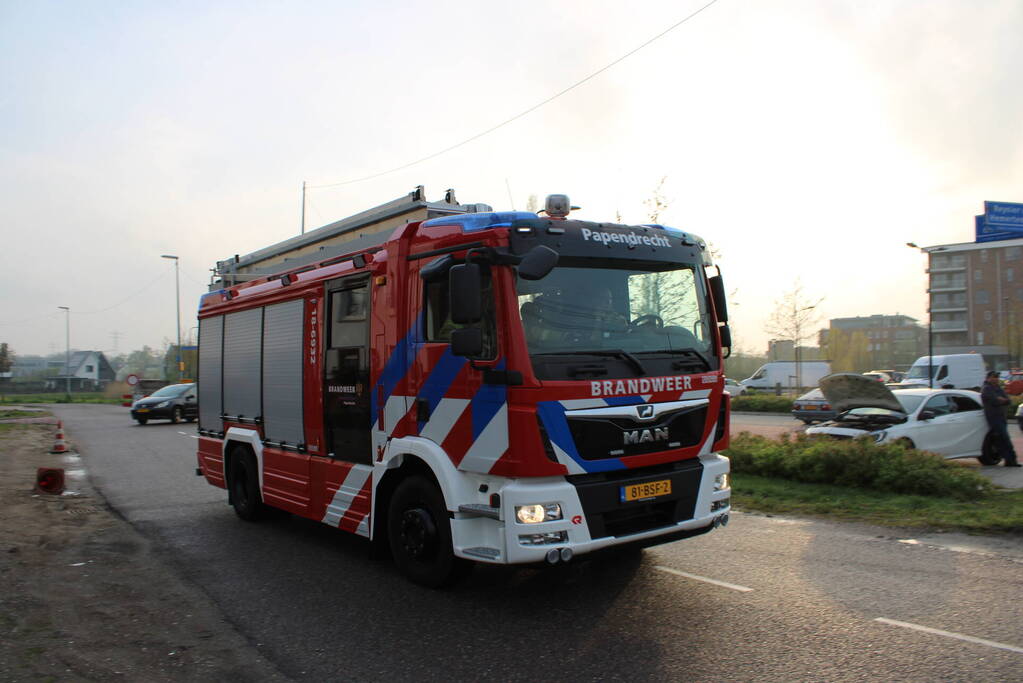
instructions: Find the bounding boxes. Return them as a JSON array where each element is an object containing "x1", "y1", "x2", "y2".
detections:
[{"x1": 818, "y1": 373, "x2": 904, "y2": 414}]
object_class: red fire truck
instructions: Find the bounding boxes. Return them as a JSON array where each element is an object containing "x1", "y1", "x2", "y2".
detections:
[{"x1": 196, "y1": 193, "x2": 732, "y2": 586}]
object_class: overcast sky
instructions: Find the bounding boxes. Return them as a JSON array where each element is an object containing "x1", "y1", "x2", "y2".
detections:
[{"x1": 2, "y1": 0, "x2": 1021, "y2": 358}]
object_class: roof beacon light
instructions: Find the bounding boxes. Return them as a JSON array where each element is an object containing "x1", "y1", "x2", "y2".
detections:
[{"x1": 544, "y1": 194, "x2": 578, "y2": 219}]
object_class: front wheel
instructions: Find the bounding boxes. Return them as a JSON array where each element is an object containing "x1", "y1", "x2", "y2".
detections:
[
  {"x1": 135, "y1": 417, "x2": 148, "y2": 425},
  {"x1": 387, "y1": 475, "x2": 471, "y2": 588},
  {"x1": 978, "y1": 433, "x2": 1002, "y2": 466},
  {"x1": 170, "y1": 407, "x2": 182, "y2": 424}
]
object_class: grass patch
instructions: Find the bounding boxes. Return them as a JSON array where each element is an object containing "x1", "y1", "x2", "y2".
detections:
[
  {"x1": 725, "y1": 432, "x2": 992, "y2": 500},
  {"x1": 0, "y1": 409, "x2": 48, "y2": 419},
  {"x1": 0, "y1": 393, "x2": 121, "y2": 405},
  {"x1": 731, "y1": 394, "x2": 794, "y2": 413},
  {"x1": 732, "y1": 473, "x2": 1023, "y2": 533},
  {"x1": 0, "y1": 423, "x2": 29, "y2": 433}
]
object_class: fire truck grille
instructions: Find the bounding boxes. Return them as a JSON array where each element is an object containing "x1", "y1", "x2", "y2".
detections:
[
  {"x1": 565, "y1": 406, "x2": 707, "y2": 460},
  {"x1": 566, "y1": 459, "x2": 703, "y2": 539}
]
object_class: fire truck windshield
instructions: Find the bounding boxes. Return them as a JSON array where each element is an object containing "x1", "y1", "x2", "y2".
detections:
[{"x1": 516, "y1": 262, "x2": 718, "y2": 381}]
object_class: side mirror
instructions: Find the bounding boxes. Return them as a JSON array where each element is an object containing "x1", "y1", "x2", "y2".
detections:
[
  {"x1": 718, "y1": 324, "x2": 732, "y2": 359},
  {"x1": 449, "y1": 263, "x2": 482, "y2": 323},
  {"x1": 708, "y1": 274, "x2": 729, "y2": 323},
  {"x1": 451, "y1": 327, "x2": 483, "y2": 357},
  {"x1": 420, "y1": 255, "x2": 454, "y2": 283},
  {"x1": 518, "y1": 245, "x2": 558, "y2": 281},
  {"x1": 919, "y1": 409, "x2": 935, "y2": 421},
  {"x1": 186, "y1": 395, "x2": 195, "y2": 402}
]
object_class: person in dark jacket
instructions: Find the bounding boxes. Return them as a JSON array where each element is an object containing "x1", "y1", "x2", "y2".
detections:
[{"x1": 981, "y1": 371, "x2": 1020, "y2": 467}]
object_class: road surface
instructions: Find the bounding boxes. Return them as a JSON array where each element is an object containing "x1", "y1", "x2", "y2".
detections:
[{"x1": 55, "y1": 404, "x2": 1023, "y2": 681}]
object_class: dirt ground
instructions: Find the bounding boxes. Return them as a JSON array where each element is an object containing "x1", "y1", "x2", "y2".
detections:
[{"x1": 0, "y1": 421, "x2": 288, "y2": 682}]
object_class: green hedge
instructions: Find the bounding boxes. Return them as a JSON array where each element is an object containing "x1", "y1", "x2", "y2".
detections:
[
  {"x1": 731, "y1": 395, "x2": 794, "y2": 412},
  {"x1": 724, "y1": 432, "x2": 992, "y2": 500}
]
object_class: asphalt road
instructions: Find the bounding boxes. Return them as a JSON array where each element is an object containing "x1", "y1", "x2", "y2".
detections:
[{"x1": 55, "y1": 404, "x2": 1023, "y2": 681}]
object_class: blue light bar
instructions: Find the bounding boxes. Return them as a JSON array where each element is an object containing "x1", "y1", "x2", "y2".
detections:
[
  {"x1": 640, "y1": 223, "x2": 686, "y2": 238},
  {"x1": 421, "y1": 211, "x2": 538, "y2": 233}
]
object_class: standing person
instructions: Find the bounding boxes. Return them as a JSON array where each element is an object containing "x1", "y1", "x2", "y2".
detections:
[{"x1": 981, "y1": 370, "x2": 1021, "y2": 467}]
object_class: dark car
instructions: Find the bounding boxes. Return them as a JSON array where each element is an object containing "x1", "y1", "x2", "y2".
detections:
[
  {"x1": 131, "y1": 383, "x2": 197, "y2": 425},
  {"x1": 791, "y1": 387, "x2": 835, "y2": 424}
]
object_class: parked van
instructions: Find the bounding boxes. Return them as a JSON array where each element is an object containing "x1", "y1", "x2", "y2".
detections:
[
  {"x1": 740, "y1": 361, "x2": 832, "y2": 390},
  {"x1": 898, "y1": 354, "x2": 985, "y2": 390}
]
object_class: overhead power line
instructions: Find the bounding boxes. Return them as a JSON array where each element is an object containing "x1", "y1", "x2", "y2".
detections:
[{"x1": 308, "y1": 0, "x2": 721, "y2": 189}]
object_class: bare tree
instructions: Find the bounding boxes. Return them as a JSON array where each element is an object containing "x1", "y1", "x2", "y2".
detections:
[{"x1": 764, "y1": 280, "x2": 824, "y2": 389}]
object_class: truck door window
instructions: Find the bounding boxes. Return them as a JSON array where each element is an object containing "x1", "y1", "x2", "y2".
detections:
[{"x1": 424, "y1": 270, "x2": 497, "y2": 359}]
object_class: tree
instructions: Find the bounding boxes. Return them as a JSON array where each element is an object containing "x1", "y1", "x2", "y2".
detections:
[
  {"x1": 0, "y1": 343, "x2": 12, "y2": 374},
  {"x1": 764, "y1": 280, "x2": 824, "y2": 388}
]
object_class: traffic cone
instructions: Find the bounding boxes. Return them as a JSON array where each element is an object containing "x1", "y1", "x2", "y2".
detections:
[
  {"x1": 36, "y1": 467, "x2": 65, "y2": 494},
  {"x1": 50, "y1": 424, "x2": 69, "y2": 454}
]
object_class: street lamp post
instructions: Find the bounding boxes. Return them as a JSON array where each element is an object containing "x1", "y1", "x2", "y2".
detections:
[
  {"x1": 57, "y1": 306, "x2": 70, "y2": 399},
  {"x1": 161, "y1": 255, "x2": 182, "y2": 381},
  {"x1": 907, "y1": 242, "x2": 940, "y2": 389}
]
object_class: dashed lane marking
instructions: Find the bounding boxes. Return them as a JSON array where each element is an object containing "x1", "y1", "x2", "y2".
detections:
[
  {"x1": 875, "y1": 618, "x2": 1023, "y2": 655},
  {"x1": 654, "y1": 566, "x2": 753, "y2": 592},
  {"x1": 177, "y1": 431, "x2": 199, "y2": 439}
]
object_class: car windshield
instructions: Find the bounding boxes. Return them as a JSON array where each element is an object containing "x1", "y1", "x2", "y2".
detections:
[
  {"x1": 149, "y1": 384, "x2": 191, "y2": 398},
  {"x1": 516, "y1": 262, "x2": 716, "y2": 380},
  {"x1": 906, "y1": 364, "x2": 935, "y2": 380}
]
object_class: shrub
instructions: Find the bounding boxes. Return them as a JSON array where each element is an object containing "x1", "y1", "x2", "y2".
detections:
[
  {"x1": 724, "y1": 432, "x2": 993, "y2": 500},
  {"x1": 730, "y1": 395, "x2": 794, "y2": 413}
]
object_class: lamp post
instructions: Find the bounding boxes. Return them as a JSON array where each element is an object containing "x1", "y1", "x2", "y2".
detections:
[
  {"x1": 57, "y1": 306, "x2": 70, "y2": 399},
  {"x1": 161, "y1": 255, "x2": 182, "y2": 381},
  {"x1": 907, "y1": 242, "x2": 941, "y2": 389}
]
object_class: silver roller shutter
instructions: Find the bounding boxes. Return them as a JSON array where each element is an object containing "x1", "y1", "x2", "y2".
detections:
[
  {"x1": 262, "y1": 300, "x2": 305, "y2": 445},
  {"x1": 198, "y1": 315, "x2": 223, "y2": 431},
  {"x1": 223, "y1": 308, "x2": 263, "y2": 420}
]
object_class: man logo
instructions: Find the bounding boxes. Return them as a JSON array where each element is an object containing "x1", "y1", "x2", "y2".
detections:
[
  {"x1": 636, "y1": 404, "x2": 654, "y2": 419},
  {"x1": 623, "y1": 427, "x2": 669, "y2": 445}
]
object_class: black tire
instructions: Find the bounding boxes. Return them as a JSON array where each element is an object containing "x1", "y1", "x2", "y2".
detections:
[
  {"x1": 135, "y1": 417, "x2": 148, "y2": 425},
  {"x1": 387, "y1": 475, "x2": 471, "y2": 588},
  {"x1": 230, "y1": 453, "x2": 266, "y2": 521},
  {"x1": 800, "y1": 419, "x2": 813, "y2": 425},
  {"x1": 978, "y1": 433, "x2": 1002, "y2": 466},
  {"x1": 896, "y1": 438, "x2": 915, "y2": 450},
  {"x1": 185, "y1": 415, "x2": 196, "y2": 423},
  {"x1": 170, "y1": 407, "x2": 182, "y2": 424}
]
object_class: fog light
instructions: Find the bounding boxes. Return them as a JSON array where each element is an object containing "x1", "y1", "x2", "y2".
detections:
[
  {"x1": 518, "y1": 531, "x2": 568, "y2": 546},
  {"x1": 515, "y1": 503, "x2": 562, "y2": 524},
  {"x1": 714, "y1": 473, "x2": 729, "y2": 491}
]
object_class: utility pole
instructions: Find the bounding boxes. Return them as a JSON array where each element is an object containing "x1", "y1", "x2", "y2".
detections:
[
  {"x1": 301, "y1": 181, "x2": 307, "y2": 235},
  {"x1": 161, "y1": 255, "x2": 182, "y2": 381},
  {"x1": 58, "y1": 306, "x2": 70, "y2": 399}
]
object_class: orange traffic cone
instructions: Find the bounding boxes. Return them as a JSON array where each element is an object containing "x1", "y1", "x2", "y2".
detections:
[
  {"x1": 50, "y1": 424, "x2": 69, "y2": 454},
  {"x1": 36, "y1": 467, "x2": 65, "y2": 494}
]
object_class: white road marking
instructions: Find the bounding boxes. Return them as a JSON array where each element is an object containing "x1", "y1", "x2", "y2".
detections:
[
  {"x1": 874, "y1": 618, "x2": 1023, "y2": 655},
  {"x1": 654, "y1": 566, "x2": 753, "y2": 592},
  {"x1": 177, "y1": 431, "x2": 199, "y2": 439}
]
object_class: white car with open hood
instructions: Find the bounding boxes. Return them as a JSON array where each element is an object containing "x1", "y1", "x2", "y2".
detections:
[{"x1": 805, "y1": 373, "x2": 1000, "y2": 465}]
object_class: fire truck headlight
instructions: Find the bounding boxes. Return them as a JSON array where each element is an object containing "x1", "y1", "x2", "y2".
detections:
[
  {"x1": 515, "y1": 503, "x2": 562, "y2": 524},
  {"x1": 714, "y1": 473, "x2": 729, "y2": 491}
]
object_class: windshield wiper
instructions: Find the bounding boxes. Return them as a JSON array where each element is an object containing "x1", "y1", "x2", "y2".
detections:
[
  {"x1": 536, "y1": 349, "x2": 647, "y2": 376},
  {"x1": 638, "y1": 348, "x2": 711, "y2": 371}
]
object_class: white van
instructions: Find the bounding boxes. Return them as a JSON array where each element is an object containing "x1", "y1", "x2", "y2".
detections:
[
  {"x1": 898, "y1": 354, "x2": 985, "y2": 390},
  {"x1": 740, "y1": 361, "x2": 832, "y2": 390}
]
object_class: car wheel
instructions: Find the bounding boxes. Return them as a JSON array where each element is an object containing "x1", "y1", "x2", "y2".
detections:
[
  {"x1": 170, "y1": 407, "x2": 182, "y2": 424},
  {"x1": 387, "y1": 475, "x2": 471, "y2": 588},
  {"x1": 135, "y1": 417, "x2": 148, "y2": 425},
  {"x1": 977, "y1": 433, "x2": 1002, "y2": 466},
  {"x1": 895, "y1": 438, "x2": 915, "y2": 450},
  {"x1": 800, "y1": 419, "x2": 812, "y2": 425},
  {"x1": 230, "y1": 453, "x2": 266, "y2": 521}
]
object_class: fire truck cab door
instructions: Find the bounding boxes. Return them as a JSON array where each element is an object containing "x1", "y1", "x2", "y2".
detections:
[{"x1": 324, "y1": 279, "x2": 372, "y2": 465}]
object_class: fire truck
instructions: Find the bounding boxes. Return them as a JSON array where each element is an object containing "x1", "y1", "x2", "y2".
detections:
[{"x1": 196, "y1": 190, "x2": 732, "y2": 586}]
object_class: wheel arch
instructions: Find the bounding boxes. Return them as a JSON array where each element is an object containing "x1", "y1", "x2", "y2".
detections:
[{"x1": 223, "y1": 427, "x2": 264, "y2": 497}]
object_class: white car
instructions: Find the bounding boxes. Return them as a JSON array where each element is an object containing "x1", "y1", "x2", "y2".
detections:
[
  {"x1": 806, "y1": 373, "x2": 999, "y2": 465},
  {"x1": 724, "y1": 377, "x2": 747, "y2": 396}
]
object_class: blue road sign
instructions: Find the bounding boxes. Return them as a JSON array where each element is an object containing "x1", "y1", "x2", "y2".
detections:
[{"x1": 984, "y1": 201, "x2": 1023, "y2": 228}]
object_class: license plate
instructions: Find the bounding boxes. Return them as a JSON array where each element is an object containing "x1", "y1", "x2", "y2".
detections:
[
  {"x1": 621, "y1": 479, "x2": 672, "y2": 502},
  {"x1": 136, "y1": 408, "x2": 149, "y2": 413},
  {"x1": 804, "y1": 405, "x2": 818, "y2": 410}
]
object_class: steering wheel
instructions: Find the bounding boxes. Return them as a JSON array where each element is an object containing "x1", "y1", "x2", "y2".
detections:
[{"x1": 630, "y1": 314, "x2": 664, "y2": 330}]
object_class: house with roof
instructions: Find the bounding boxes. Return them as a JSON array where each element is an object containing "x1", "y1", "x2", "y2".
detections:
[{"x1": 48, "y1": 351, "x2": 116, "y2": 390}]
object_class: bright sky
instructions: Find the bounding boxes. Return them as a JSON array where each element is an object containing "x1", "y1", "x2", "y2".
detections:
[{"x1": 3, "y1": 0, "x2": 1022, "y2": 357}]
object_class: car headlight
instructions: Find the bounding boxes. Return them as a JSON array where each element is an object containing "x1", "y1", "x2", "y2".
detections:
[
  {"x1": 714, "y1": 473, "x2": 730, "y2": 491},
  {"x1": 515, "y1": 503, "x2": 563, "y2": 524},
  {"x1": 154, "y1": 401, "x2": 170, "y2": 408},
  {"x1": 872, "y1": 431, "x2": 887, "y2": 443}
]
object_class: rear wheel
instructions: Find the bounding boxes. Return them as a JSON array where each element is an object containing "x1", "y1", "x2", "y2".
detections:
[
  {"x1": 387, "y1": 475, "x2": 471, "y2": 587},
  {"x1": 978, "y1": 433, "x2": 1002, "y2": 466},
  {"x1": 230, "y1": 453, "x2": 266, "y2": 521}
]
